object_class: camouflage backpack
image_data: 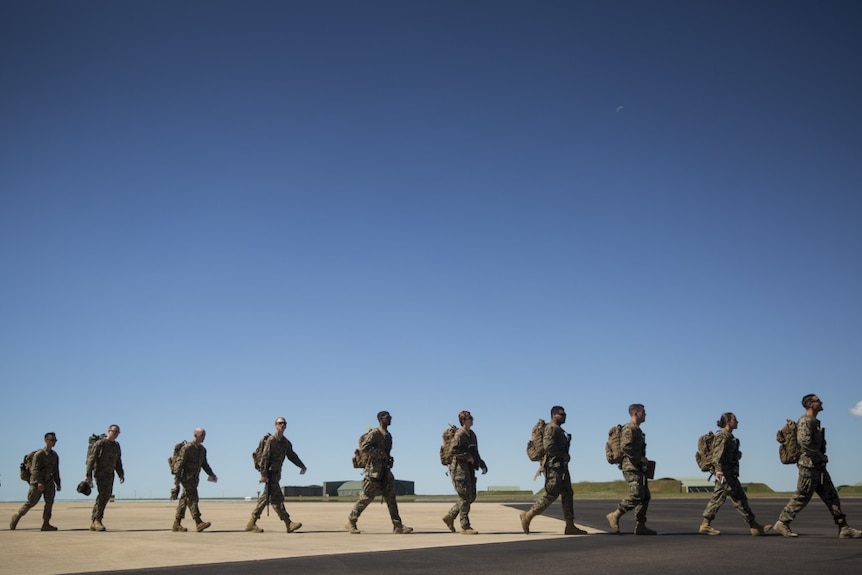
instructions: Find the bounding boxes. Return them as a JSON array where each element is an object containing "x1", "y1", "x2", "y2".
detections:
[
  {"x1": 86, "y1": 433, "x2": 107, "y2": 464},
  {"x1": 19, "y1": 450, "x2": 39, "y2": 482},
  {"x1": 252, "y1": 433, "x2": 272, "y2": 472},
  {"x1": 439, "y1": 425, "x2": 459, "y2": 466},
  {"x1": 168, "y1": 440, "x2": 188, "y2": 475},
  {"x1": 526, "y1": 418, "x2": 546, "y2": 462},
  {"x1": 776, "y1": 418, "x2": 800, "y2": 464},
  {"x1": 605, "y1": 424, "x2": 624, "y2": 465},
  {"x1": 352, "y1": 428, "x2": 376, "y2": 469},
  {"x1": 695, "y1": 431, "x2": 716, "y2": 474}
]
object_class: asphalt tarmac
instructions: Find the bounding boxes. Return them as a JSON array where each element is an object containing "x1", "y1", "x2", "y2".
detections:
[{"x1": 2, "y1": 498, "x2": 861, "y2": 574}]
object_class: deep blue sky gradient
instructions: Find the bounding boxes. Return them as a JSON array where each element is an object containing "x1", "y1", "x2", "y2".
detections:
[{"x1": 2, "y1": 1, "x2": 861, "y2": 500}]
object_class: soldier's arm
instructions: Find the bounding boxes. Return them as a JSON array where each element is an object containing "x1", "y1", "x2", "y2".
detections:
[
  {"x1": 361, "y1": 429, "x2": 387, "y2": 460},
  {"x1": 201, "y1": 447, "x2": 216, "y2": 477},
  {"x1": 55, "y1": 452, "x2": 61, "y2": 490},
  {"x1": 285, "y1": 440, "x2": 306, "y2": 470},
  {"x1": 116, "y1": 444, "x2": 125, "y2": 481},
  {"x1": 711, "y1": 433, "x2": 729, "y2": 474},
  {"x1": 797, "y1": 418, "x2": 826, "y2": 466},
  {"x1": 85, "y1": 441, "x2": 99, "y2": 476}
]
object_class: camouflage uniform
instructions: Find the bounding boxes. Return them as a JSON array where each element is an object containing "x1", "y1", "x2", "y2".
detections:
[
  {"x1": 86, "y1": 437, "x2": 124, "y2": 523},
  {"x1": 348, "y1": 427, "x2": 405, "y2": 527},
  {"x1": 17, "y1": 448, "x2": 61, "y2": 525},
  {"x1": 702, "y1": 429, "x2": 757, "y2": 522},
  {"x1": 251, "y1": 434, "x2": 305, "y2": 523},
  {"x1": 528, "y1": 421, "x2": 575, "y2": 520},
  {"x1": 615, "y1": 421, "x2": 650, "y2": 521},
  {"x1": 445, "y1": 428, "x2": 485, "y2": 529},
  {"x1": 174, "y1": 442, "x2": 216, "y2": 525},
  {"x1": 779, "y1": 415, "x2": 846, "y2": 525}
]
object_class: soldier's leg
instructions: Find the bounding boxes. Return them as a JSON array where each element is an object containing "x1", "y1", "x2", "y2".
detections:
[
  {"x1": 779, "y1": 469, "x2": 815, "y2": 523},
  {"x1": 92, "y1": 474, "x2": 114, "y2": 524},
  {"x1": 702, "y1": 480, "x2": 729, "y2": 520},
  {"x1": 348, "y1": 477, "x2": 380, "y2": 522},
  {"x1": 184, "y1": 483, "x2": 201, "y2": 522},
  {"x1": 41, "y1": 483, "x2": 56, "y2": 523},
  {"x1": 381, "y1": 472, "x2": 403, "y2": 524},
  {"x1": 726, "y1": 477, "x2": 756, "y2": 522},
  {"x1": 529, "y1": 468, "x2": 562, "y2": 516},
  {"x1": 16, "y1": 483, "x2": 42, "y2": 518},
  {"x1": 814, "y1": 469, "x2": 847, "y2": 525},
  {"x1": 460, "y1": 475, "x2": 477, "y2": 529}
]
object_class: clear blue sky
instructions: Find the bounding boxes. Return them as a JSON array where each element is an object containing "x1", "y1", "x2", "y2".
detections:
[{"x1": 2, "y1": 1, "x2": 860, "y2": 502}]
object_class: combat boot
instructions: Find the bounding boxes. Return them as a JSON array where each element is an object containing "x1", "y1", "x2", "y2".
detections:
[
  {"x1": 773, "y1": 520, "x2": 797, "y2": 538},
  {"x1": 196, "y1": 521, "x2": 211, "y2": 532},
  {"x1": 345, "y1": 519, "x2": 361, "y2": 534},
  {"x1": 285, "y1": 520, "x2": 302, "y2": 533},
  {"x1": 635, "y1": 521, "x2": 657, "y2": 535},
  {"x1": 10, "y1": 513, "x2": 21, "y2": 530},
  {"x1": 245, "y1": 518, "x2": 263, "y2": 533},
  {"x1": 698, "y1": 519, "x2": 720, "y2": 535},
  {"x1": 564, "y1": 519, "x2": 588, "y2": 535},
  {"x1": 393, "y1": 521, "x2": 413, "y2": 534},
  {"x1": 41, "y1": 521, "x2": 58, "y2": 531},
  {"x1": 91, "y1": 519, "x2": 106, "y2": 532},
  {"x1": 461, "y1": 526, "x2": 478, "y2": 535},
  {"x1": 172, "y1": 520, "x2": 188, "y2": 532},
  {"x1": 748, "y1": 519, "x2": 771, "y2": 536},
  {"x1": 442, "y1": 514, "x2": 456, "y2": 532},
  {"x1": 520, "y1": 510, "x2": 536, "y2": 534},
  {"x1": 838, "y1": 523, "x2": 862, "y2": 538},
  {"x1": 605, "y1": 509, "x2": 623, "y2": 534}
]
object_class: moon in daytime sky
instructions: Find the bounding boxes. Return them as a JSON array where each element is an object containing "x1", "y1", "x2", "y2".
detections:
[{"x1": 616, "y1": 105, "x2": 624, "y2": 113}]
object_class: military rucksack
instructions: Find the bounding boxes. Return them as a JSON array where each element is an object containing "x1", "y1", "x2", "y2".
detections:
[
  {"x1": 439, "y1": 425, "x2": 459, "y2": 466},
  {"x1": 605, "y1": 424, "x2": 624, "y2": 465},
  {"x1": 695, "y1": 431, "x2": 716, "y2": 474},
  {"x1": 526, "y1": 418, "x2": 546, "y2": 462},
  {"x1": 19, "y1": 450, "x2": 39, "y2": 482},
  {"x1": 352, "y1": 428, "x2": 376, "y2": 469},
  {"x1": 776, "y1": 418, "x2": 800, "y2": 464},
  {"x1": 168, "y1": 440, "x2": 188, "y2": 475},
  {"x1": 252, "y1": 433, "x2": 272, "y2": 472},
  {"x1": 86, "y1": 433, "x2": 107, "y2": 464}
]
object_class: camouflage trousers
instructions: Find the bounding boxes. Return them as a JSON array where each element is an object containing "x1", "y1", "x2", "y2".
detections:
[
  {"x1": 175, "y1": 479, "x2": 203, "y2": 522},
  {"x1": 702, "y1": 474, "x2": 755, "y2": 523},
  {"x1": 252, "y1": 476, "x2": 291, "y2": 522},
  {"x1": 18, "y1": 482, "x2": 56, "y2": 521},
  {"x1": 529, "y1": 463, "x2": 574, "y2": 521},
  {"x1": 617, "y1": 470, "x2": 650, "y2": 522},
  {"x1": 779, "y1": 466, "x2": 846, "y2": 525},
  {"x1": 446, "y1": 464, "x2": 477, "y2": 528},
  {"x1": 349, "y1": 470, "x2": 402, "y2": 524},
  {"x1": 92, "y1": 473, "x2": 115, "y2": 521}
]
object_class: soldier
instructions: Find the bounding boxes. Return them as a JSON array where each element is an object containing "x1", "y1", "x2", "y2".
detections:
[
  {"x1": 442, "y1": 410, "x2": 488, "y2": 535},
  {"x1": 345, "y1": 411, "x2": 413, "y2": 534},
  {"x1": 10, "y1": 432, "x2": 61, "y2": 531},
  {"x1": 698, "y1": 413, "x2": 771, "y2": 536},
  {"x1": 85, "y1": 424, "x2": 124, "y2": 532},
  {"x1": 606, "y1": 404, "x2": 655, "y2": 535},
  {"x1": 172, "y1": 428, "x2": 218, "y2": 533},
  {"x1": 520, "y1": 406, "x2": 587, "y2": 535},
  {"x1": 246, "y1": 417, "x2": 306, "y2": 533},
  {"x1": 774, "y1": 394, "x2": 862, "y2": 538}
]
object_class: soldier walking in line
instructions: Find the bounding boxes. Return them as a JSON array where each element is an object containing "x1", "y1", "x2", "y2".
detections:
[
  {"x1": 85, "y1": 424, "x2": 124, "y2": 532},
  {"x1": 606, "y1": 404, "x2": 656, "y2": 535},
  {"x1": 172, "y1": 428, "x2": 218, "y2": 533},
  {"x1": 246, "y1": 417, "x2": 307, "y2": 533},
  {"x1": 10, "y1": 432, "x2": 61, "y2": 531},
  {"x1": 345, "y1": 411, "x2": 413, "y2": 534},
  {"x1": 698, "y1": 413, "x2": 771, "y2": 536},
  {"x1": 774, "y1": 394, "x2": 862, "y2": 538},
  {"x1": 442, "y1": 410, "x2": 487, "y2": 535},
  {"x1": 520, "y1": 406, "x2": 587, "y2": 535}
]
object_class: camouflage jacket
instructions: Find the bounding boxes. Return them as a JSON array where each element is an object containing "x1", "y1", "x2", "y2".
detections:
[
  {"x1": 542, "y1": 422, "x2": 571, "y2": 468},
  {"x1": 86, "y1": 438, "x2": 124, "y2": 479},
  {"x1": 260, "y1": 434, "x2": 305, "y2": 478},
  {"x1": 797, "y1": 415, "x2": 827, "y2": 468},
  {"x1": 175, "y1": 442, "x2": 215, "y2": 483},
  {"x1": 360, "y1": 427, "x2": 393, "y2": 479},
  {"x1": 450, "y1": 428, "x2": 485, "y2": 471},
  {"x1": 620, "y1": 422, "x2": 646, "y2": 472},
  {"x1": 711, "y1": 428, "x2": 741, "y2": 476},
  {"x1": 32, "y1": 448, "x2": 61, "y2": 489}
]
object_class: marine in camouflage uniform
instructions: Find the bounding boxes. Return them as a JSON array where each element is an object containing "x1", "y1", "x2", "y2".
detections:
[
  {"x1": 698, "y1": 413, "x2": 771, "y2": 536},
  {"x1": 85, "y1": 424, "x2": 124, "y2": 531},
  {"x1": 442, "y1": 411, "x2": 487, "y2": 534},
  {"x1": 774, "y1": 394, "x2": 862, "y2": 539},
  {"x1": 173, "y1": 428, "x2": 217, "y2": 533},
  {"x1": 10, "y1": 432, "x2": 61, "y2": 531},
  {"x1": 246, "y1": 417, "x2": 306, "y2": 533},
  {"x1": 606, "y1": 404, "x2": 655, "y2": 535},
  {"x1": 345, "y1": 411, "x2": 413, "y2": 534},
  {"x1": 520, "y1": 406, "x2": 587, "y2": 535}
]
